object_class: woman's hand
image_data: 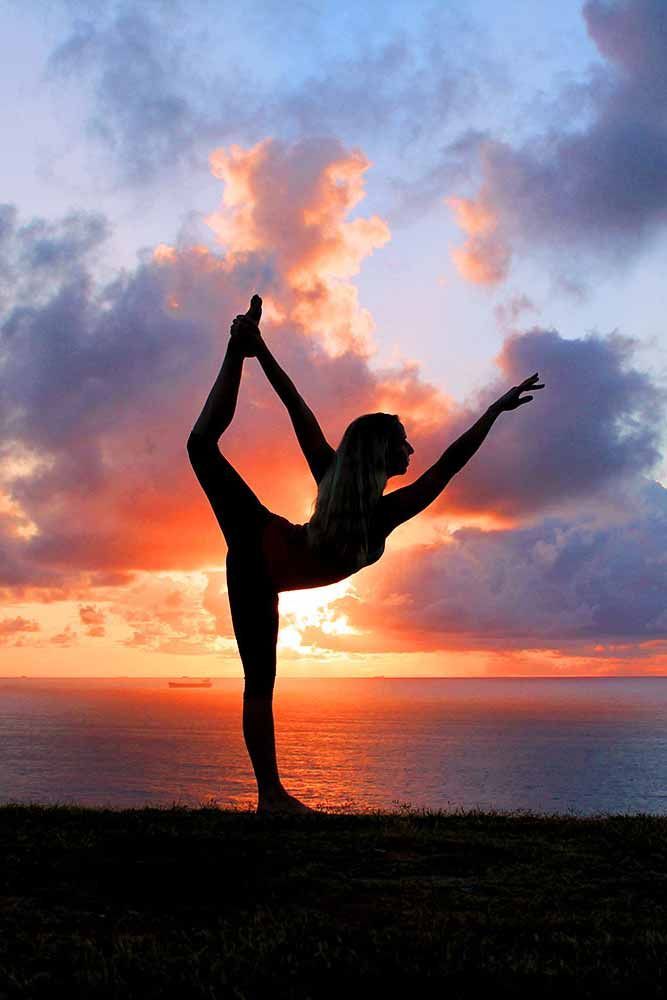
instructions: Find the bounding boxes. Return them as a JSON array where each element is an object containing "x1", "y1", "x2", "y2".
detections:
[
  {"x1": 490, "y1": 372, "x2": 545, "y2": 413},
  {"x1": 230, "y1": 294, "x2": 263, "y2": 357}
]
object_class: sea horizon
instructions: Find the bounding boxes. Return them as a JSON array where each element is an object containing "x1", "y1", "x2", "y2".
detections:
[{"x1": 4, "y1": 675, "x2": 667, "y2": 680}]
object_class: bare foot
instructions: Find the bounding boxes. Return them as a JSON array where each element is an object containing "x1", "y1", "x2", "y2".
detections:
[
  {"x1": 230, "y1": 315, "x2": 263, "y2": 357},
  {"x1": 256, "y1": 791, "x2": 318, "y2": 816}
]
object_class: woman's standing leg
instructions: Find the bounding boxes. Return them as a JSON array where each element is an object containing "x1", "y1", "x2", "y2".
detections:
[
  {"x1": 226, "y1": 550, "x2": 316, "y2": 814},
  {"x1": 226, "y1": 552, "x2": 281, "y2": 800},
  {"x1": 244, "y1": 698, "x2": 316, "y2": 813},
  {"x1": 242, "y1": 697, "x2": 281, "y2": 802}
]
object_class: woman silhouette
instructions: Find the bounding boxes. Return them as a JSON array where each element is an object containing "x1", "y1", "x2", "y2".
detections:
[{"x1": 187, "y1": 295, "x2": 544, "y2": 814}]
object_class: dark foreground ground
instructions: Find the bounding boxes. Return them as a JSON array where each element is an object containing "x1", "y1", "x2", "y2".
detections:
[{"x1": 0, "y1": 803, "x2": 666, "y2": 998}]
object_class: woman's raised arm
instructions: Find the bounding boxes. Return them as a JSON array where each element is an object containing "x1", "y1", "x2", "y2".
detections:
[
  {"x1": 379, "y1": 373, "x2": 545, "y2": 535},
  {"x1": 231, "y1": 298, "x2": 309, "y2": 416},
  {"x1": 255, "y1": 337, "x2": 336, "y2": 485},
  {"x1": 233, "y1": 301, "x2": 336, "y2": 485}
]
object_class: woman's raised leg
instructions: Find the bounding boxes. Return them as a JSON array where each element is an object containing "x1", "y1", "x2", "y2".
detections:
[
  {"x1": 189, "y1": 334, "x2": 246, "y2": 443},
  {"x1": 187, "y1": 337, "x2": 269, "y2": 549}
]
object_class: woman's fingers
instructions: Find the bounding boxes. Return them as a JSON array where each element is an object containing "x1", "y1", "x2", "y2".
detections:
[
  {"x1": 493, "y1": 373, "x2": 544, "y2": 411},
  {"x1": 519, "y1": 375, "x2": 545, "y2": 390},
  {"x1": 235, "y1": 315, "x2": 258, "y2": 330},
  {"x1": 231, "y1": 317, "x2": 256, "y2": 339}
]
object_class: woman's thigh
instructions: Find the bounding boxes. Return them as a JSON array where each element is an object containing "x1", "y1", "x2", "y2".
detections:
[
  {"x1": 188, "y1": 438, "x2": 282, "y2": 694},
  {"x1": 226, "y1": 546, "x2": 279, "y2": 698},
  {"x1": 188, "y1": 436, "x2": 270, "y2": 550}
]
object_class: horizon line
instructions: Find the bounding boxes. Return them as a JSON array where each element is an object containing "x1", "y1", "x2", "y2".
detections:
[{"x1": 2, "y1": 675, "x2": 667, "y2": 681}]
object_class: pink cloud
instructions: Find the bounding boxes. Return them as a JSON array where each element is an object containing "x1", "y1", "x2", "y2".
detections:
[
  {"x1": 446, "y1": 196, "x2": 511, "y2": 285},
  {"x1": 207, "y1": 137, "x2": 390, "y2": 357}
]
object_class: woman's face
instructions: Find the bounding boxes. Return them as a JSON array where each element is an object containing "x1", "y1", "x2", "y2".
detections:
[{"x1": 387, "y1": 422, "x2": 414, "y2": 477}]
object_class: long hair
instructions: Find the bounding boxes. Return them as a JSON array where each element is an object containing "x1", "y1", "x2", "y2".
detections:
[{"x1": 306, "y1": 412, "x2": 401, "y2": 571}]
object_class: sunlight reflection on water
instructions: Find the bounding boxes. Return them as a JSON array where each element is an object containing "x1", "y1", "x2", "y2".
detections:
[{"x1": 1, "y1": 677, "x2": 666, "y2": 816}]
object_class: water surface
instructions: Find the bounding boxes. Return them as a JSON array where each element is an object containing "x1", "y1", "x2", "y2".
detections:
[{"x1": 2, "y1": 677, "x2": 666, "y2": 815}]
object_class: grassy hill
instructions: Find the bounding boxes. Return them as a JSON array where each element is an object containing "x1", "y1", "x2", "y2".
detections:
[{"x1": 1, "y1": 802, "x2": 666, "y2": 997}]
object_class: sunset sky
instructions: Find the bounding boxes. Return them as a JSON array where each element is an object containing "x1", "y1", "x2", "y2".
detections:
[{"x1": 2, "y1": 0, "x2": 666, "y2": 678}]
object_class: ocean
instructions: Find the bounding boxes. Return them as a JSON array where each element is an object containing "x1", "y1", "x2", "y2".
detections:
[{"x1": 2, "y1": 676, "x2": 667, "y2": 816}]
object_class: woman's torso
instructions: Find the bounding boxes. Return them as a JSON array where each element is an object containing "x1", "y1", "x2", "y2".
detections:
[{"x1": 260, "y1": 510, "x2": 387, "y2": 592}]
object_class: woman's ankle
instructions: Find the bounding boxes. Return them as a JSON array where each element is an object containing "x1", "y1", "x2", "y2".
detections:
[{"x1": 257, "y1": 783, "x2": 287, "y2": 803}]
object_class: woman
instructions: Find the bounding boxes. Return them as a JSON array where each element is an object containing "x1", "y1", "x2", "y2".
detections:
[{"x1": 187, "y1": 295, "x2": 545, "y2": 814}]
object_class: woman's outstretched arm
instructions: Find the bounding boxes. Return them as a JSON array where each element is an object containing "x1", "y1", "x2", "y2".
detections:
[{"x1": 379, "y1": 373, "x2": 545, "y2": 534}]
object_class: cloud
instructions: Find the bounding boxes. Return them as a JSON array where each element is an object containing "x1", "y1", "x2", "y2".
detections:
[
  {"x1": 276, "y1": 18, "x2": 488, "y2": 160},
  {"x1": 79, "y1": 603, "x2": 106, "y2": 636},
  {"x1": 0, "y1": 616, "x2": 41, "y2": 646},
  {"x1": 44, "y1": 2, "x2": 490, "y2": 187},
  {"x1": 0, "y1": 203, "x2": 109, "y2": 312},
  {"x1": 445, "y1": 0, "x2": 667, "y2": 286},
  {"x1": 437, "y1": 327, "x2": 665, "y2": 521},
  {"x1": 3, "y1": 159, "x2": 661, "y2": 605},
  {"x1": 446, "y1": 196, "x2": 511, "y2": 284},
  {"x1": 311, "y1": 477, "x2": 667, "y2": 654},
  {"x1": 46, "y1": 7, "x2": 231, "y2": 185},
  {"x1": 0, "y1": 137, "x2": 437, "y2": 600},
  {"x1": 79, "y1": 604, "x2": 105, "y2": 625},
  {"x1": 206, "y1": 137, "x2": 390, "y2": 356},
  {"x1": 49, "y1": 624, "x2": 78, "y2": 645},
  {"x1": 494, "y1": 294, "x2": 538, "y2": 330},
  {"x1": 2, "y1": 132, "x2": 665, "y2": 658},
  {"x1": 586, "y1": 0, "x2": 667, "y2": 79}
]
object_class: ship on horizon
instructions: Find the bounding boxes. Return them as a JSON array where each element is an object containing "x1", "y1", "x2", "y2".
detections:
[{"x1": 168, "y1": 677, "x2": 213, "y2": 688}]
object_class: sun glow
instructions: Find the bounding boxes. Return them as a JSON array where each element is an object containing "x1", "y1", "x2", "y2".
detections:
[{"x1": 277, "y1": 580, "x2": 362, "y2": 653}]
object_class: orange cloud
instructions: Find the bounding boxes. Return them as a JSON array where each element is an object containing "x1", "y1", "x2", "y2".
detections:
[
  {"x1": 207, "y1": 138, "x2": 390, "y2": 357},
  {"x1": 446, "y1": 195, "x2": 511, "y2": 285},
  {"x1": 0, "y1": 616, "x2": 40, "y2": 641}
]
